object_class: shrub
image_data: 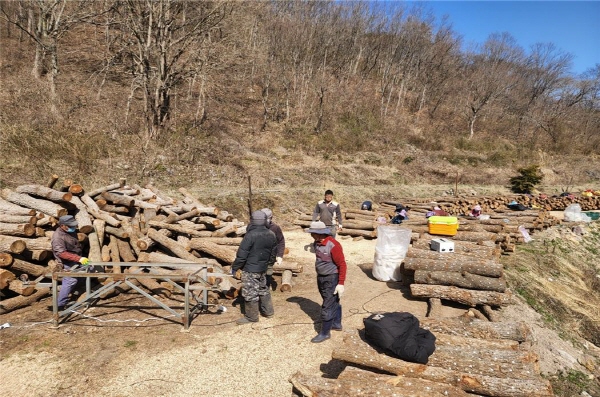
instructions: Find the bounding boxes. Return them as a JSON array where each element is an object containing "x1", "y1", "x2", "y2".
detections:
[{"x1": 509, "y1": 165, "x2": 543, "y2": 193}]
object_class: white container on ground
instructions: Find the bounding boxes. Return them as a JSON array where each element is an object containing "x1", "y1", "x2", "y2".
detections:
[{"x1": 430, "y1": 238, "x2": 454, "y2": 252}]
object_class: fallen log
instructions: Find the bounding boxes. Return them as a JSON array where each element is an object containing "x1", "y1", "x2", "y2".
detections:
[
  {"x1": 411, "y1": 284, "x2": 515, "y2": 307},
  {"x1": 289, "y1": 369, "x2": 470, "y2": 397},
  {"x1": 403, "y1": 255, "x2": 503, "y2": 278},
  {"x1": 15, "y1": 184, "x2": 73, "y2": 202},
  {"x1": 1, "y1": 189, "x2": 68, "y2": 218},
  {"x1": 280, "y1": 269, "x2": 293, "y2": 292},
  {"x1": 0, "y1": 214, "x2": 38, "y2": 224},
  {"x1": 147, "y1": 229, "x2": 224, "y2": 272},
  {"x1": 332, "y1": 333, "x2": 553, "y2": 397},
  {"x1": 0, "y1": 287, "x2": 50, "y2": 315},
  {"x1": 338, "y1": 228, "x2": 377, "y2": 238},
  {"x1": 0, "y1": 222, "x2": 35, "y2": 237},
  {"x1": 188, "y1": 239, "x2": 237, "y2": 265},
  {"x1": 8, "y1": 279, "x2": 36, "y2": 296},
  {"x1": 0, "y1": 198, "x2": 37, "y2": 216},
  {"x1": 414, "y1": 270, "x2": 507, "y2": 292},
  {"x1": 0, "y1": 268, "x2": 16, "y2": 288},
  {"x1": 8, "y1": 258, "x2": 48, "y2": 277},
  {"x1": 0, "y1": 236, "x2": 26, "y2": 254}
]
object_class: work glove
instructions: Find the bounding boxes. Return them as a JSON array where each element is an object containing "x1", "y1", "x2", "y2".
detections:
[
  {"x1": 231, "y1": 268, "x2": 242, "y2": 280},
  {"x1": 79, "y1": 257, "x2": 90, "y2": 266},
  {"x1": 334, "y1": 284, "x2": 345, "y2": 298},
  {"x1": 275, "y1": 257, "x2": 283, "y2": 266}
]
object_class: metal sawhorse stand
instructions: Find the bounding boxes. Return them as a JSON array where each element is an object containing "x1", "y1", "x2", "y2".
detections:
[{"x1": 47, "y1": 262, "x2": 226, "y2": 330}]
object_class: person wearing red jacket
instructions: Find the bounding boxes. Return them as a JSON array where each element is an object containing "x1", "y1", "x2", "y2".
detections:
[
  {"x1": 51, "y1": 215, "x2": 90, "y2": 310},
  {"x1": 307, "y1": 221, "x2": 347, "y2": 343}
]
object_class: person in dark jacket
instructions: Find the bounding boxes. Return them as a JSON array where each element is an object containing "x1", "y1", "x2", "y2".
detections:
[
  {"x1": 307, "y1": 221, "x2": 347, "y2": 343},
  {"x1": 232, "y1": 210, "x2": 277, "y2": 325},
  {"x1": 260, "y1": 208, "x2": 285, "y2": 289},
  {"x1": 51, "y1": 215, "x2": 91, "y2": 310},
  {"x1": 312, "y1": 189, "x2": 343, "y2": 238}
]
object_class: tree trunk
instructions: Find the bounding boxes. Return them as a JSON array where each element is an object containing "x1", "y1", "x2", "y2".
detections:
[
  {"x1": 332, "y1": 334, "x2": 553, "y2": 397},
  {"x1": 147, "y1": 228, "x2": 222, "y2": 271},
  {"x1": 0, "y1": 222, "x2": 35, "y2": 237},
  {"x1": 0, "y1": 198, "x2": 38, "y2": 216},
  {"x1": 410, "y1": 284, "x2": 515, "y2": 307},
  {"x1": 0, "y1": 268, "x2": 16, "y2": 288},
  {"x1": 404, "y1": 254, "x2": 503, "y2": 277},
  {"x1": 8, "y1": 279, "x2": 36, "y2": 296},
  {"x1": 20, "y1": 237, "x2": 52, "y2": 250},
  {"x1": 0, "y1": 214, "x2": 38, "y2": 224},
  {"x1": 87, "y1": 183, "x2": 122, "y2": 198},
  {"x1": 147, "y1": 220, "x2": 210, "y2": 237},
  {"x1": 8, "y1": 258, "x2": 47, "y2": 277},
  {"x1": 15, "y1": 184, "x2": 73, "y2": 202},
  {"x1": 0, "y1": 236, "x2": 26, "y2": 254},
  {"x1": 338, "y1": 228, "x2": 377, "y2": 238},
  {"x1": 414, "y1": 270, "x2": 506, "y2": 292},
  {"x1": 65, "y1": 196, "x2": 94, "y2": 234},
  {"x1": 1, "y1": 189, "x2": 68, "y2": 218},
  {"x1": 0, "y1": 287, "x2": 50, "y2": 315},
  {"x1": 188, "y1": 239, "x2": 237, "y2": 265},
  {"x1": 280, "y1": 269, "x2": 293, "y2": 292},
  {"x1": 289, "y1": 369, "x2": 470, "y2": 397},
  {"x1": 418, "y1": 317, "x2": 532, "y2": 341}
]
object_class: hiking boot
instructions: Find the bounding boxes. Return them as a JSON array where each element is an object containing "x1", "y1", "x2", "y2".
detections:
[
  {"x1": 259, "y1": 293, "x2": 274, "y2": 318},
  {"x1": 311, "y1": 320, "x2": 332, "y2": 343},
  {"x1": 236, "y1": 300, "x2": 259, "y2": 325}
]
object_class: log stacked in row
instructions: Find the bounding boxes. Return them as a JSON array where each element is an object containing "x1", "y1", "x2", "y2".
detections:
[
  {"x1": 291, "y1": 315, "x2": 554, "y2": 397},
  {"x1": 404, "y1": 239, "x2": 513, "y2": 321},
  {"x1": 0, "y1": 178, "x2": 298, "y2": 314}
]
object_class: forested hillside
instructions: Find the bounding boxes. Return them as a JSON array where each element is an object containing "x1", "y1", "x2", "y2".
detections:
[{"x1": 0, "y1": 1, "x2": 599, "y2": 191}]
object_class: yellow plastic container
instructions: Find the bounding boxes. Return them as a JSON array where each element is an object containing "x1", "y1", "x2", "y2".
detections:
[{"x1": 428, "y1": 216, "x2": 459, "y2": 236}]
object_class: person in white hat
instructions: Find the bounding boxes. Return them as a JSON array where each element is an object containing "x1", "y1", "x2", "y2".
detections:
[
  {"x1": 306, "y1": 221, "x2": 347, "y2": 343},
  {"x1": 50, "y1": 215, "x2": 90, "y2": 310}
]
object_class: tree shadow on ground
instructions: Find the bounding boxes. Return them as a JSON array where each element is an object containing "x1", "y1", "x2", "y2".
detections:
[{"x1": 287, "y1": 296, "x2": 321, "y2": 332}]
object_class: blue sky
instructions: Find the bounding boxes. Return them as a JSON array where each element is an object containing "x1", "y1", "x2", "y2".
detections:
[{"x1": 409, "y1": 1, "x2": 600, "y2": 75}]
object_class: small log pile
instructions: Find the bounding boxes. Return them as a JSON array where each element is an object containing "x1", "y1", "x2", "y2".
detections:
[
  {"x1": 291, "y1": 315, "x2": 554, "y2": 397},
  {"x1": 0, "y1": 178, "x2": 298, "y2": 314}
]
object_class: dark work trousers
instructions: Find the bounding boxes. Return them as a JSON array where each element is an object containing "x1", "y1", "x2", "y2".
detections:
[
  {"x1": 241, "y1": 270, "x2": 268, "y2": 302},
  {"x1": 317, "y1": 273, "x2": 340, "y2": 323}
]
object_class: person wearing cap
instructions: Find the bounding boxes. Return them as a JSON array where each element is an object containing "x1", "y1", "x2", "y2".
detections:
[
  {"x1": 51, "y1": 215, "x2": 91, "y2": 310},
  {"x1": 260, "y1": 208, "x2": 285, "y2": 290},
  {"x1": 307, "y1": 221, "x2": 347, "y2": 343},
  {"x1": 312, "y1": 189, "x2": 343, "y2": 238},
  {"x1": 232, "y1": 210, "x2": 278, "y2": 325},
  {"x1": 470, "y1": 205, "x2": 482, "y2": 218}
]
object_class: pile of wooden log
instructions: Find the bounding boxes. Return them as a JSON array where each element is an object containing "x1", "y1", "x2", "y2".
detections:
[
  {"x1": 404, "y1": 239, "x2": 512, "y2": 322},
  {"x1": 291, "y1": 315, "x2": 554, "y2": 396},
  {"x1": 0, "y1": 178, "x2": 298, "y2": 314}
]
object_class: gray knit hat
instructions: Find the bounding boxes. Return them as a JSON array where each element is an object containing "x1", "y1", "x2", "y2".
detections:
[
  {"x1": 261, "y1": 208, "x2": 273, "y2": 224},
  {"x1": 250, "y1": 210, "x2": 267, "y2": 226}
]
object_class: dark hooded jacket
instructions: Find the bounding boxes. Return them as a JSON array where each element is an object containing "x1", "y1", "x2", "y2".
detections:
[{"x1": 232, "y1": 224, "x2": 277, "y2": 273}]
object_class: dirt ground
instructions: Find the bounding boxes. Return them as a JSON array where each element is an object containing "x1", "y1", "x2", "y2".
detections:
[{"x1": 0, "y1": 227, "x2": 593, "y2": 397}]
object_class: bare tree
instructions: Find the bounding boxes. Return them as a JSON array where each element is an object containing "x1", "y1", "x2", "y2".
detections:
[
  {"x1": 0, "y1": 0, "x2": 96, "y2": 114},
  {"x1": 110, "y1": 0, "x2": 231, "y2": 140},
  {"x1": 460, "y1": 33, "x2": 523, "y2": 139}
]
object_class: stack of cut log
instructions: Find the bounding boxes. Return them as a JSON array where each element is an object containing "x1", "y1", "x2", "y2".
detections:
[
  {"x1": 292, "y1": 208, "x2": 382, "y2": 239},
  {"x1": 404, "y1": 239, "x2": 511, "y2": 322},
  {"x1": 377, "y1": 200, "x2": 561, "y2": 253},
  {"x1": 291, "y1": 316, "x2": 554, "y2": 397},
  {"x1": 0, "y1": 178, "x2": 298, "y2": 314}
]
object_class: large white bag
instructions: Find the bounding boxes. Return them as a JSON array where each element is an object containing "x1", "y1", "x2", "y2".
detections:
[{"x1": 372, "y1": 225, "x2": 412, "y2": 282}]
